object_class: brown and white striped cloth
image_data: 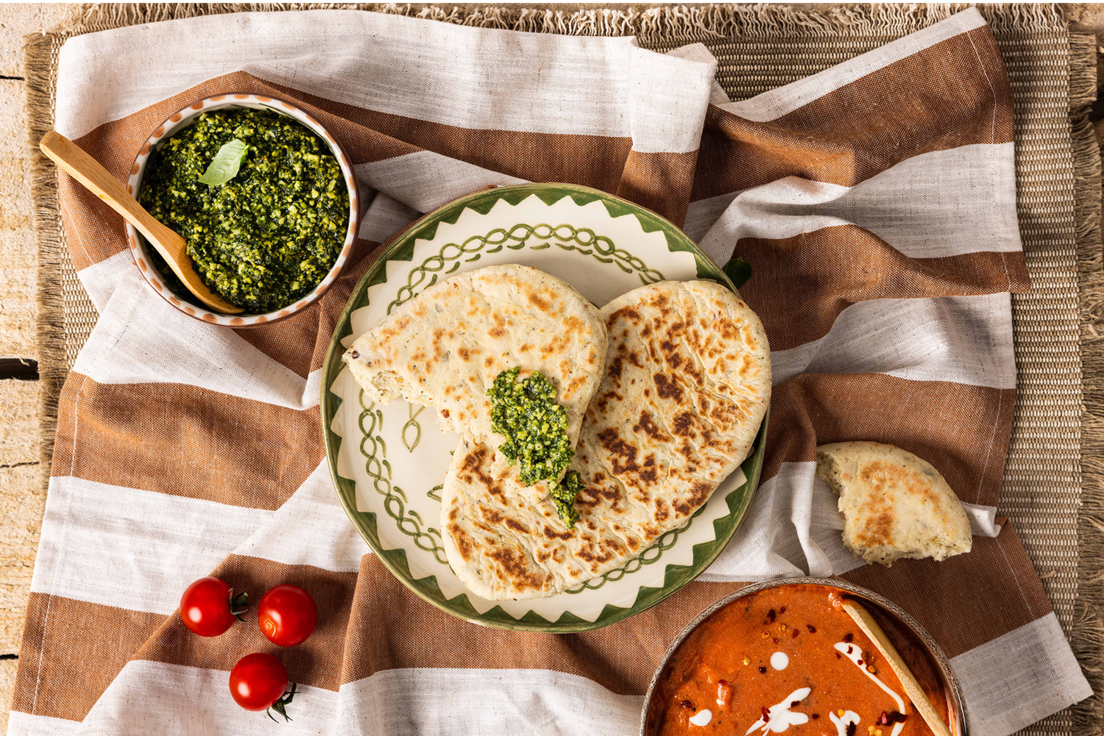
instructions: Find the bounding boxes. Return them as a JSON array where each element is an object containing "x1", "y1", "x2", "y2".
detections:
[{"x1": 12, "y1": 8, "x2": 1090, "y2": 736}]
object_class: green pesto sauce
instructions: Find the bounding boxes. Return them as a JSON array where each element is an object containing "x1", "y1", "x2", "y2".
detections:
[
  {"x1": 488, "y1": 367, "x2": 580, "y2": 528},
  {"x1": 138, "y1": 108, "x2": 350, "y2": 313}
]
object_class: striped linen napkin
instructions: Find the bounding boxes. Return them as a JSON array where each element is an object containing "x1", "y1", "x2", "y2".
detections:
[{"x1": 12, "y1": 8, "x2": 1090, "y2": 736}]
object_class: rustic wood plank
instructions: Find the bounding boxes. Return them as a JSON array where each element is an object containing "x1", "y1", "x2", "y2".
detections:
[
  {"x1": 0, "y1": 379, "x2": 38, "y2": 466},
  {"x1": 0, "y1": 656, "x2": 18, "y2": 734},
  {"x1": 0, "y1": 78, "x2": 36, "y2": 360},
  {"x1": 0, "y1": 463, "x2": 43, "y2": 653},
  {"x1": 0, "y1": 3, "x2": 71, "y2": 78}
]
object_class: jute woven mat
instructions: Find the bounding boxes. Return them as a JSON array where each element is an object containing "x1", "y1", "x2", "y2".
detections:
[{"x1": 25, "y1": 4, "x2": 1104, "y2": 733}]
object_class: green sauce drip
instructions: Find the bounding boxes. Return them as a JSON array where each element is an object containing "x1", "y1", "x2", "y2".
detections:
[
  {"x1": 553, "y1": 471, "x2": 582, "y2": 529},
  {"x1": 488, "y1": 367, "x2": 580, "y2": 528},
  {"x1": 138, "y1": 108, "x2": 350, "y2": 314}
]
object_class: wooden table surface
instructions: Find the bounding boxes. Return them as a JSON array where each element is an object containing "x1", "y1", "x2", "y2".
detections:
[{"x1": 0, "y1": 3, "x2": 1101, "y2": 732}]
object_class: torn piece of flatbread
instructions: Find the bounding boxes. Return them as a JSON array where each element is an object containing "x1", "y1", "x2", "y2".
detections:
[
  {"x1": 815, "y1": 441, "x2": 972, "y2": 567},
  {"x1": 341, "y1": 264, "x2": 607, "y2": 449},
  {"x1": 442, "y1": 280, "x2": 772, "y2": 600}
]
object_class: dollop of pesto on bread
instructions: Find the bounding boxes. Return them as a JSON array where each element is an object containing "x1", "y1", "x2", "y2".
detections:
[{"x1": 488, "y1": 367, "x2": 578, "y2": 527}]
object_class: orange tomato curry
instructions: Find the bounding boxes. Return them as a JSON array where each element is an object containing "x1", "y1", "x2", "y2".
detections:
[{"x1": 647, "y1": 584, "x2": 949, "y2": 736}]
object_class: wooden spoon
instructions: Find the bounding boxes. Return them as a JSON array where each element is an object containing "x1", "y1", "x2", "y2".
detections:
[
  {"x1": 841, "y1": 598, "x2": 954, "y2": 736},
  {"x1": 39, "y1": 130, "x2": 243, "y2": 315}
]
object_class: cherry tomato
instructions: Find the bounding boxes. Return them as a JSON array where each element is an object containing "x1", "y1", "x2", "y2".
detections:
[
  {"x1": 229, "y1": 653, "x2": 296, "y2": 721},
  {"x1": 180, "y1": 577, "x2": 248, "y2": 637},
  {"x1": 257, "y1": 584, "x2": 318, "y2": 647}
]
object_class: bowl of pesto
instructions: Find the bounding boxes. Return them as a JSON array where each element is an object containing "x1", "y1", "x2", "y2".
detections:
[{"x1": 126, "y1": 94, "x2": 360, "y2": 326}]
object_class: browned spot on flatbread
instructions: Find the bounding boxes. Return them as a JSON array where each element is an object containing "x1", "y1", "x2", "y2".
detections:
[
  {"x1": 653, "y1": 373, "x2": 683, "y2": 402},
  {"x1": 543, "y1": 524, "x2": 573, "y2": 541},
  {"x1": 447, "y1": 522, "x2": 474, "y2": 562},
  {"x1": 673, "y1": 482, "x2": 713, "y2": 518},
  {"x1": 671, "y1": 412, "x2": 695, "y2": 437},
  {"x1": 481, "y1": 507, "x2": 504, "y2": 524},
  {"x1": 608, "y1": 306, "x2": 642, "y2": 325},
  {"x1": 632, "y1": 411, "x2": 663, "y2": 441},
  {"x1": 851, "y1": 459, "x2": 942, "y2": 548},
  {"x1": 597, "y1": 428, "x2": 639, "y2": 475},
  {"x1": 608, "y1": 356, "x2": 624, "y2": 381},
  {"x1": 576, "y1": 481, "x2": 621, "y2": 509},
  {"x1": 487, "y1": 547, "x2": 553, "y2": 593},
  {"x1": 458, "y1": 447, "x2": 506, "y2": 503}
]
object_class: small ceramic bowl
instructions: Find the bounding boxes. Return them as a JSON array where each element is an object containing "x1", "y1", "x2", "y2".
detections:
[
  {"x1": 640, "y1": 577, "x2": 969, "y2": 736},
  {"x1": 125, "y1": 93, "x2": 360, "y2": 327}
]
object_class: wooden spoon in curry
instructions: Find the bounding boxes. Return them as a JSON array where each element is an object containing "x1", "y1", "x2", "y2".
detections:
[
  {"x1": 841, "y1": 598, "x2": 955, "y2": 736},
  {"x1": 39, "y1": 131, "x2": 243, "y2": 315}
]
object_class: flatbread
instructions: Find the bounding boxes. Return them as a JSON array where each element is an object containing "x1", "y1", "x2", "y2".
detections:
[
  {"x1": 341, "y1": 264, "x2": 607, "y2": 447},
  {"x1": 442, "y1": 280, "x2": 772, "y2": 600},
  {"x1": 815, "y1": 441, "x2": 972, "y2": 566}
]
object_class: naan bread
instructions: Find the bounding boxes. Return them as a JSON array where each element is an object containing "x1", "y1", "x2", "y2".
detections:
[
  {"x1": 815, "y1": 441, "x2": 972, "y2": 566},
  {"x1": 341, "y1": 264, "x2": 607, "y2": 447},
  {"x1": 442, "y1": 280, "x2": 772, "y2": 600}
]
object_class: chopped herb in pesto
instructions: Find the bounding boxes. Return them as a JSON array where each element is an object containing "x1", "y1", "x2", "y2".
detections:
[
  {"x1": 553, "y1": 471, "x2": 582, "y2": 529},
  {"x1": 138, "y1": 108, "x2": 350, "y2": 313},
  {"x1": 488, "y1": 367, "x2": 580, "y2": 527}
]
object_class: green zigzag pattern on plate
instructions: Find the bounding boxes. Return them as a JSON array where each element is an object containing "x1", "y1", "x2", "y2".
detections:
[
  {"x1": 358, "y1": 391, "x2": 449, "y2": 566},
  {"x1": 322, "y1": 183, "x2": 766, "y2": 632},
  {"x1": 386, "y1": 223, "x2": 665, "y2": 315}
]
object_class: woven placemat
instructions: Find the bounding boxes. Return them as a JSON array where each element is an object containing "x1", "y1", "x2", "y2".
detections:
[{"x1": 25, "y1": 4, "x2": 1104, "y2": 733}]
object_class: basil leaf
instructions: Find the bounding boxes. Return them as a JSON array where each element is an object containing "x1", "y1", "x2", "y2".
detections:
[
  {"x1": 723, "y1": 256, "x2": 752, "y2": 289},
  {"x1": 197, "y1": 139, "x2": 248, "y2": 186}
]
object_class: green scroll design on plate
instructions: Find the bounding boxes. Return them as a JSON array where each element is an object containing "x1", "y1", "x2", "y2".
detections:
[
  {"x1": 358, "y1": 392, "x2": 448, "y2": 565},
  {"x1": 402, "y1": 404, "x2": 425, "y2": 453},
  {"x1": 387, "y1": 223, "x2": 665, "y2": 315}
]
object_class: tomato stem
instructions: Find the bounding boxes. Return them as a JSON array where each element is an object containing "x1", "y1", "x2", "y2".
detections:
[
  {"x1": 229, "y1": 589, "x2": 249, "y2": 621},
  {"x1": 267, "y1": 682, "x2": 297, "y2": 723}
]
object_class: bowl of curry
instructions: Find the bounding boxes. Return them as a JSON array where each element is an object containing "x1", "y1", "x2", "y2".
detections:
[
  {"x1": 124, "y1": 93, "x2": 360, "y2": 327},
  {"x1": 642, "y1": 579, "x2": 967, "y2": 736}
]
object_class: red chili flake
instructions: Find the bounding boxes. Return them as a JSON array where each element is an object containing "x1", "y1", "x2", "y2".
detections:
[
  {"x1": 758, "y1": 666, "x2": 767, "y2": 674},
  {"x1": 718, "y1": 679, "x2": 728, "y2": 687},
  {"x1": 843, "y1": 633, "x2": 854, "y2": 643},
  {"x1": 811, "y1": 714, "x2": 820, "y2": 720},
  {"x1": 792, "y1": 629, "x2": 800, "y2": 638},
  {"x1": 680, "y1": 700, "x2": 694, "y2": 710},
  {"x1": 879, "y1": 711, "x2": 907, "y2": 725},
  {"x1": 441, "y1": 409, "x2": 450, "y2": 418},
  {"x1": 835, "y1": 652, "x2": 842, "y2": 659},
  {"x1": 790, "y1": 701, "x2": 801, "y2": 707},
  {"x1": 857, "y1": 659, "x2": 864, "y2": 666},
  {"x1": 765, "y1": 608, "x2": 776, "y2": 624},
  {"x1": 846, "y1": 723, "x2": 857, "y2": 736},
  {"x1": 780, "y1": 606, "x2": 786, "y2": 614},
  {"x1": 772, "y1": 637, "x2": 780, "y2": 644},
  {"x1": 806, "y1": 625, "x2": 816, "y2": 633},
  {"x1": 761, "y1": 706, "x2": 771, "y2": 722}
]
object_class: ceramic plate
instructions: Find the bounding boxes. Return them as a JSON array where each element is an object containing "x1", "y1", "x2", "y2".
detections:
[{"x1": 321, "y1": 183, "x2": 768, "y2": 632}]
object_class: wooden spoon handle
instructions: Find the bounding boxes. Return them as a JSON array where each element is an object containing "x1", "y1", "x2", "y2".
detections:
[
  {"x1": 39, "y1": 131, "x2": 184, "y2": 258},
  {"x1": 39, "y1": 131, "x2": 242, "y2": 315},
  {"x1": 841, "y1": 599, "x2": 954, "y2": 736}
]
